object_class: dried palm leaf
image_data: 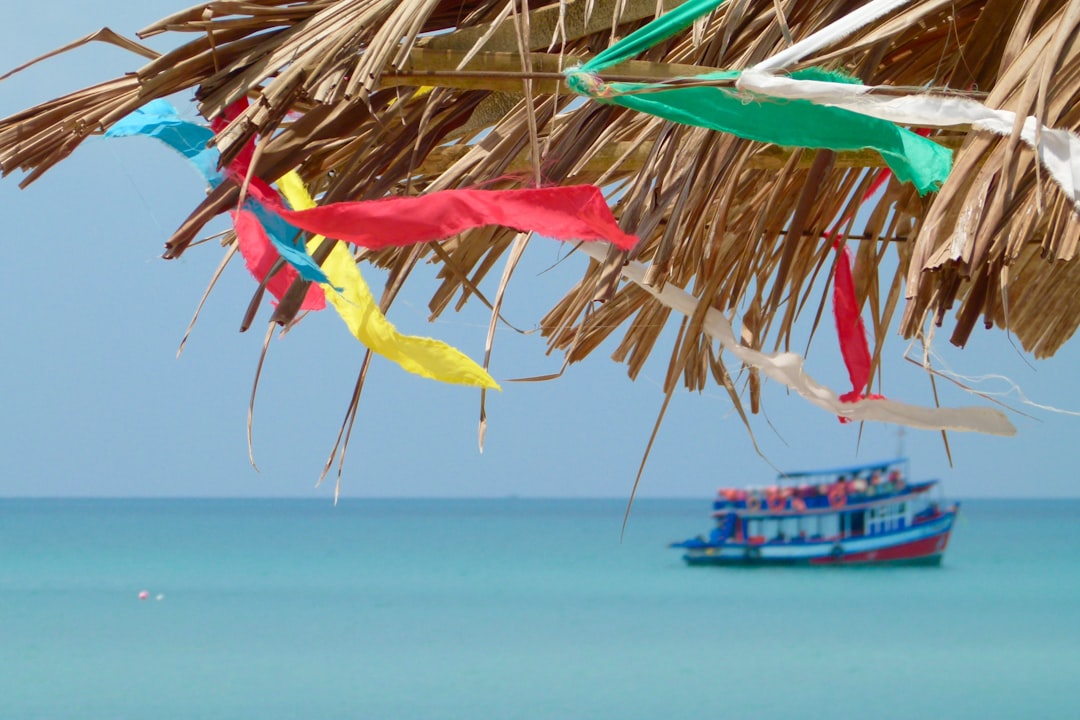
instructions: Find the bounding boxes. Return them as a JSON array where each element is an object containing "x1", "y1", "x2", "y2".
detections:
[{"x1": 4, "y1": 0, "x2": 1079, "y2": 458}]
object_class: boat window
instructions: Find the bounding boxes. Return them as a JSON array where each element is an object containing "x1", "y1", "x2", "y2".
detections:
[
  {"x1": 818, "y1": 513, "x2": 838, "y2": 539},
  {"x1": 850, "y1": 511, "x2": 865, "y2": 537}
]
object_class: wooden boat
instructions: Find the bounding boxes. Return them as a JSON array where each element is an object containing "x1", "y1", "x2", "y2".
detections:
[{"x1": 672, "y1": 459, "x2": 957, "y2": 566}]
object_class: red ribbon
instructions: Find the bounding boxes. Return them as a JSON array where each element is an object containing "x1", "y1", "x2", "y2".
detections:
[
  {"x1": 831, "y1": 129, "x2": 934, "y2": 418},
  {"x1": 245, "y1": 181, "x2": 638, "y2": 252},
  {"x1": 832, "y1": 241, "x2": 871, "y2": 409},
  {"x1": 231, "y1": 208, "x2": 325, "y2": 310},
  {"x1": 212, "y1": 105, "x2": 325, "y2": 310},
  {"x1": 212, "y1": 100, "x2": 636, "y2": 311},
  {"x1": 829, "y1": 150, "x2": 908, "y2": 420}
]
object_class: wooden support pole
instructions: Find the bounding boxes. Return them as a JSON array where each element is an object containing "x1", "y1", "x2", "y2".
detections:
[
  {"x1": 414, "y1": 136, "x2": 967, "y2": 177},
  {"x1": 380, "y1": 48, "x2": 717, "y2": 93}
]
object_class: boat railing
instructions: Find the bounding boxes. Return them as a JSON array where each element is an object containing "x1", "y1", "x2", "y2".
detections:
[{"x1": 711, "y1": 480, "x2": 934, "y2": 516}]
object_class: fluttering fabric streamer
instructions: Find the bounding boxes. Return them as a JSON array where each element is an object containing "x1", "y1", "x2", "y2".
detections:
[
  {"x1": 582, "y1": 0, "x2": 727, "y2": 70},
  {"x1": 105, "y1": 100, "x2": 219, "y2": 180},
  {"x1": 107, "y1": 101, "x2": 634, "y2": 388},
  {"x1": 212, "y1": 97, "x2": 634, "y2": 256},
  {"x1": 564, "y1": 0, "x2": 952, "y2": 194},
  {"x1": 244, "y1": 181, "x2": 638, "y2": 252},
  {"x1": 576, "y1": 242, "x2": 1016, "y2": 436},
  {"x1": 750, "y1": 0, "x2": 916, "y2": 73},
  {"x1": 569, "y1": 69, "x2": 951, "y2": 194},
  {"x1": 737, "y1": 70, "x2": 1080, "y2": 212},
  {"x1": 828, "y1": 165, "x2": 901, "y2": 411},
  {"x1": 742, "y1": 0, "x2": 1080, "y2": 211},
  {"x1": 276, "y1": 172, "x2": 500, "y2": 390},
  {"x1": 106, "y1": 100, "x2": 327, "y2": 311},
  {"x1": 831, "y1": 243, "x2": 871, "y2": 407},
  {"x1": 109, "y1": 101, "x2": 497, "y2": 387},
  {"x1": 208, "y1": 105, "x2": 336, "y2": 290}
]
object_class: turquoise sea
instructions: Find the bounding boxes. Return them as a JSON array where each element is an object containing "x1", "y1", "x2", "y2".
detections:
[{"x1": 2, "y1": 498, "x2": 1078, "y2": 719}]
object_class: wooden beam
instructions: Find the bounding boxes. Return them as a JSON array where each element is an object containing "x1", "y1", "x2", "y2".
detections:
[
  {"x1": 415, "y1": 137, "x2": 968, "y2": 177},
  {"x1": 380, "y1": 48, "x2": 718, "y2": 93}
]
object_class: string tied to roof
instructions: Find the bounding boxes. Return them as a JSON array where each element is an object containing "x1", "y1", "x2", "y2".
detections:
[{"x1": 563, "y1": 69, "x2": 614, "y2": 99}]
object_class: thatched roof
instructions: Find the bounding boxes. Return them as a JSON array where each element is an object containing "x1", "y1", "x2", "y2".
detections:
[{"x1": 3, "y1": 0, "x2": 1079, "y2": 458}]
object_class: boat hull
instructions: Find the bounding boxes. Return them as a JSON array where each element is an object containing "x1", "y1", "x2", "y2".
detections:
[{"x1": 682, "y1": 510, "x2": 955, "y2": 567}]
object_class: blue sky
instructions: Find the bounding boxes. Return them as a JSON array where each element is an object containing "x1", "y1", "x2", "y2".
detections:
[{"x1": 3, "y1": 0, "x2": 1079, "y2": 499}]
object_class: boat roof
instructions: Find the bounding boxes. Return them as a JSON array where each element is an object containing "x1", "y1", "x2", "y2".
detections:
[
  {"x1": 777, "y1": 457, "x2": 907, "y2": 481},
  {"x1": 712, "y1": 480, "x2": 938, "y2": 518}
]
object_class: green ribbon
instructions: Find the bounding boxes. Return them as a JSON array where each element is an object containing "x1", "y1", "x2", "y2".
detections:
[
  {"x1": 565, "y1": 0, "x2": 952, "y2": 194},
  {"x1": 583, "y1": 0, "x2": 728, "y2": 72}
]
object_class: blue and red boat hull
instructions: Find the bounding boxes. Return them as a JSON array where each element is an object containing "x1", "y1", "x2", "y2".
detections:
[{"x1": 680, "y1": 506, "x2": 957, "y2": 567}]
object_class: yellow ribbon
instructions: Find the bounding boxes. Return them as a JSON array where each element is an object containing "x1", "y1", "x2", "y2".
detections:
[{"x1": 276, "y1": 172, "x2": 500, "y2": 390}]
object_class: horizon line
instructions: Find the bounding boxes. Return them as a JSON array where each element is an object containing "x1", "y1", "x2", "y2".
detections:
[{"x1": 2, "y1": 494, "x2": 1077, "y2": 501}]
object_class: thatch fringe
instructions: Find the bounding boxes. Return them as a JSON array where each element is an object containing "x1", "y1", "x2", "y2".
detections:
[{"x1": 3, "y1": 0, "x2": 1080, "y2": 422}]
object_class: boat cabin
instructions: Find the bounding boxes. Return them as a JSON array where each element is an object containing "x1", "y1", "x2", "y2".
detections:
[
  {"x1": 674, "y1": 458, "x2": 957, "y2": 565},
  {"x1": 709, "y1": 458, "x2": 943, "y2": 544}
]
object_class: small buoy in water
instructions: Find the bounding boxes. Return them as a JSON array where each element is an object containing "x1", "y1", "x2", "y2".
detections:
[
  {"x1": 155, "y1": 594, "x2": 165, "y2": 602},
  {"x1": 138, "y1": 590, "x2": 150, "y2": 601}
]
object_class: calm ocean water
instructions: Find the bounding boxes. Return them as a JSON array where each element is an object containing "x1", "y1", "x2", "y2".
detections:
[{"x1": 2, "y1": 498, "x2": 1078, "y2": 719}]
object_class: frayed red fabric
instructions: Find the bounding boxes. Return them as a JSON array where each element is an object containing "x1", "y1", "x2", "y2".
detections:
[
  {"x1": 231, "y1": 209, "x2": 326, "y2": 311},
  {"x1": 245, "y1": 182, "x2": 638, "y2": 252},
  {"x1": 212, "y1": 98, "x2": 636, "y2": 312},
  {"x1": 832, "y1": 243, "x2": 871, "y2": 403},
  {"x1": 828, "y1": 150, "x2": 908, "y2": 416}
]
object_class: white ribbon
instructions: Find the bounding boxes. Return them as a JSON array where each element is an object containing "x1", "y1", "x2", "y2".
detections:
[
  {"x1": 751, "y1": 0, "x2": 916, "y2": 72},
  {"x1": 742, "y1": 0, "x2": 1080, "y2": 210},
  {"x1": 578, "y1": 243, "x2": 1016, "y2": 436},
  {"x1": 737, "y1": 70, "x2": 1080, "y2": 210}
]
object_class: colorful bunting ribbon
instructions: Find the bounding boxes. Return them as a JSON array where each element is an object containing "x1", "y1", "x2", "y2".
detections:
[
  {"x1": 563, "y1": 0, "x2": 952, "y2": 195},
  {"x1": 826, "y1": 133, "x2": 935, "y2": 417},
  {"x1": 831, "y1": 242, "x2": 872, "y2": 409},
  {"x1": 740, "y1": 0, "x2": 1080, "y2": 211},
  {"x1": 106, "y1": 100, "x2": 636, "y2": 389},
  {"x1": 244, "y1": 180, "x2": 637, "y2": 252},
  {"x1": 575, "y1": 242, "x2": 1016, "y2": 436},
  {"x1": 107, "y1": 102, "x2": 496, "y2": 387},
  {"x1": 106, "y1": 100, "x2": 327, "y2": 311},
  {"x1": 737, "y1": 70, "x2": 1080, "y2": 212},
  {"x1": 567, "y1": 69, "x2": 951, "y2": 194},
  {"x1": 579, "y1": 0, "x2": 727, "y2": 71},
  {"x1": 828, "y1": 163, "x2": 900, "y2": 413},
  {"x1": 750, "y1": 0, "x2": 917, "y2": 74},
  {"x1": 275, "y1": 172, "x2": 501, "y2": 390}
]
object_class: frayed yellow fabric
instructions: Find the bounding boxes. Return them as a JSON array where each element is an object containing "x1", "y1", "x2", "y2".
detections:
[{"x1": 277, "y1": 172, "x2": 500, "y2": 390}]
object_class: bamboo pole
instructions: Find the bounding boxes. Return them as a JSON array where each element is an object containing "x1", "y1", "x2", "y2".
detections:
[
  {"x1": 380, "y1": 48, "x2": 719, "y2": 93},
  {"x1": 414, "y1": 135, "x2": 967, "y2": 175}
]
